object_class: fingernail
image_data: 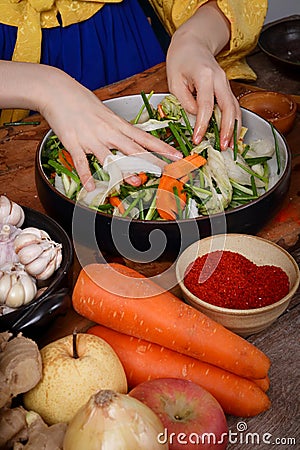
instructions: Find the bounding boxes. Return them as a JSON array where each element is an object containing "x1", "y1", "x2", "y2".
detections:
[
  {"x1": 85, "y1": 180, "x2": 95, "y2": 191},
  {"x1": 132, "y1": 175, "x2": 142, "y2": 184},
  {"x1": 221, "y1": 138, "x2": 229, "y2": 150},
  {"x1": 193, "y1": 133, "x2": 201, "y2": 146},
  {"x1": 126, "y1": 175, "x2": 142, "y2": 186},
  {"x1": 174, "y1": 151, "x2": 183, "y2": 160}
]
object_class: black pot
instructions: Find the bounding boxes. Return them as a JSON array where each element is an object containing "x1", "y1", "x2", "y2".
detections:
[
  {"x1": 0, "y1": 207, "x2": 73, "y2": 338},
  {"x1": 35, "y1": 98, "x2": 292, "y2": 263},
  {"x1": 258, "y1": 16, "x2": 300, "y2": 71}
]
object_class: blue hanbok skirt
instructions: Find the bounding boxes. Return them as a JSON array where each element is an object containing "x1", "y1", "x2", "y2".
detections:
[{"x1": 0, "y1": 0, "x2": 165, "y2": 91}]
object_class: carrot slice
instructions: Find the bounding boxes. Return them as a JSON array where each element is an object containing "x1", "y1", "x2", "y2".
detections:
[
  {"x1": 138, "y1": 172, "x2": 148, "y2": 185},
  {"x1": 156, "y1": 154, "x2": 206, "y2": 219},
  {"x1": 156, "y1": 175, "x2": 186, "y2": 220},
  {"x1": 72, "y1": 262, "x2": 270, "y2": 380},
  {"x1": 88, "y1": 325, "x2": 271, "y2": 417},
  {"x1": 163, "y1": 153, "x2": 207, "y2": 180},
  {"x1": 157, "y1": 104, "x2": 167, "y2": 118},
  {"x1": 109, "y1": 196, "x2": 125, "y2": 214},
  {"x1": 58, "y1": 149, "x2": 75, "y2": 171}
]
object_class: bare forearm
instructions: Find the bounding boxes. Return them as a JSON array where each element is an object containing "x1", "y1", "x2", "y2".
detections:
[
  {"x1": 166, "y1": 0, "x2": 240, "y2": 149},
  {"x1": 172, "y1": 1, "x2": 230, "y2": 56},
  {"x1": 0, "y1": 60, "x2": 64, "y2": 113}
]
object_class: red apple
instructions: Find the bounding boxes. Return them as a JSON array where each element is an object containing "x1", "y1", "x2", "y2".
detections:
[{"x1": 129, "y1": 378, "x2": 228, "y2": 450}]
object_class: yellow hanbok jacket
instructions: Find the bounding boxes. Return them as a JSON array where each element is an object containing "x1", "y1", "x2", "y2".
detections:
[
  {"x1": 0, "y1": 0, "x2": 267, "y2": 77},
  {"x1": 0, "y1": 0, "x2": 267, "y2": 122}
]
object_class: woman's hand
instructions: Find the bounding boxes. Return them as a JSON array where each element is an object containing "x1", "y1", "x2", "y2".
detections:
[
  {"x1": 166, "y1": 1, "x2": 241, "y2": 150},
  {"x1": 0, "y1": 60, "x2": 182, "y2": 192}
]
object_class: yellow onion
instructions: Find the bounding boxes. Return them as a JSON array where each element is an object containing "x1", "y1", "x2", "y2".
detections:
[{"x1": 63, "y1": 390, "x2": 168, "y2": 450}]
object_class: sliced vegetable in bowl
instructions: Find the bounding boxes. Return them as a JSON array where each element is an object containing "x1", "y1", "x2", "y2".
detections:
[
  {"x1": 36, "y1": 93, "x2": 291, "y2": 260},
  {"x1": 40, "y1": 93, "x2": 283, "y2": 221}
]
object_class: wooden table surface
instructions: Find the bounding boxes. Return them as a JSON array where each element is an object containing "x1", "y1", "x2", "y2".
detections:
[{"x1": 1, "y1": 54, "x2": 299, "y2": 448}]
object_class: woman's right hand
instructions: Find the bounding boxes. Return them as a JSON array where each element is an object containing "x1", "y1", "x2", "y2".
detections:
[
  {"x1": 40, "y1": 67, "x2": 182, "y2": 191},
  {"x1": 0, "y1": 60, "x2": 181, "y2": 192}
]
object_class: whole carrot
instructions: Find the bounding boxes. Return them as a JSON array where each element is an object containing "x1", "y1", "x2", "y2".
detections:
[
  {"x1": 72, "y1": 263, "x2": 270, "y2": 379},
  {"x1": 251, "y1": 376, "x2": 270, "y2": 393},
  {"x1": 88, "y1": 325, "x2": 271, "y2": 417}
]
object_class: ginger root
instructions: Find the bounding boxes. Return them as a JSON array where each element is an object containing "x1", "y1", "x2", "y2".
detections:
[
  {"x1": 0, "y1": 332, "x2": 42, "y2": 408},
  {"x1": 0, "y1": 332, "x2": 66, "y2": 449},
  {"x1": 13, "y1": 411, "x2": 67, "y2": 450},
  {"x1": 0, "y1": 406, "x2": 27, "y2": 449}
]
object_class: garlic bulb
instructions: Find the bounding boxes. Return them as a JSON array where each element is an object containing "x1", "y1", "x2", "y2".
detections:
[
  {"x1": 14, "y1": 227, "x2": 62, "y2": 281},
  {"x1": 0, "y1": 263, "x2": 37, "y2": 308},
  {"x1": 0, "y1": 224, "x2": 20, "y2": 266},
  {"x1": 0, "y1": 195, "x2": 25, "y2": 227}
]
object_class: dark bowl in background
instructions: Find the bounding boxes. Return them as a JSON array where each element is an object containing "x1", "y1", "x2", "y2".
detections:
[
  {"x1": 258, "y1": 16, "x2": 300, "y2": 70},
  {"x1": 0, "y1": 206, "x2": 73, "y2": 338},
  {"x1": 35, "y1": 95, "x2": 292, "y2": 264}
]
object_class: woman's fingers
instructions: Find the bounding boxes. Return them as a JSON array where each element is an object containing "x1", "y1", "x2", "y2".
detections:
[
  {"x1": 214, "y1": 78, "x2": 242, "y2": 150},
  {"x1": 41, "y1": 72, "x2": 183, "y2": 191},
  {"x1": 169, "y1": 59, "x2": 242, "y2": 150},
  {"x1": 191, "y1": 70, "x2": 215, "y2": 145},
  {"x1": 71, "y1": 149, "x2": 96, "y2": 191},
  {"x1": 103, "y1": 114, "x2": 182, "y2": 162}
]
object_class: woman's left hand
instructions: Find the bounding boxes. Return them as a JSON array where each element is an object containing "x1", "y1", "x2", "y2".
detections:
[{"x1": 166, "y1": 1, "x2": 241, "y2": 150}]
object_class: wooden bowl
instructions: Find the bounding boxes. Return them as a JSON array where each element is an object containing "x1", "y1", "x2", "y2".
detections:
[
  {"x1": 239, "y1": 91, "x2": 297, "y2": 135},
  {"x1": 176, "y1": 234, "x2": 300, "y2": 337}
]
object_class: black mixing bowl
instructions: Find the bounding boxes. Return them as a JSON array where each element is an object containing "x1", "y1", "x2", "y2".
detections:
[
  {"x1": 35, "y1": 95, "x2": 291, "y2": 264},
  {"x1": 258, "y1": 16, "x2": 300, "y2": 70}
]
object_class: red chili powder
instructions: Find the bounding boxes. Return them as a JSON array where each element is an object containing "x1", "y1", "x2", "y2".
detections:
[{"x1": 183, "y1": 250, "x2": 290, "y2": 309}]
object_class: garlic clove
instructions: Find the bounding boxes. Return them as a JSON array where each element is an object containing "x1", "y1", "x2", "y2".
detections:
[
  {"x1": 22, "y1": 227, "x2": 51, "y2": 240},
  {"x1": 19, "y1": 273, "x2": 37, "y2": 304},
  {"x1": 11, "y1": 202, "x2": 25, "y2": 228},
  {"x1": 54, "y1": 248, "x2": 63, "y2": 270},
  {"x1": 0, "y1": 263, "x2": 37, "y2": 308},
  {"x1": 14, "y1": 227, "x2": 53, "y2": 251},
  {"x1": 0, "y1": 196, "x2": 10, "y2": 221},
  {"x1": 0, "y1": 224, "x2": 20, "y2": 266},
  {"x1": 14, "y1": 232, "x2": 42, "y2": 252},
  {"x1": 24, "y1": 247, "x2": 56, "y2": 278},
  {"x1": 0, "y1": 195, "x2": 25, "y2": 227},
  {"x1": 5, "y1": 280, "x2": 25, "y2": 308},
  {"x1": 13, "y1": 226, "x2": 63, "y2": 281},
  {"x1": 34, "y1": 244, "x2": 62, "y2": 280},
  {"x1": 17, "y1": 243, "x2": 45, "y2": 265}
]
